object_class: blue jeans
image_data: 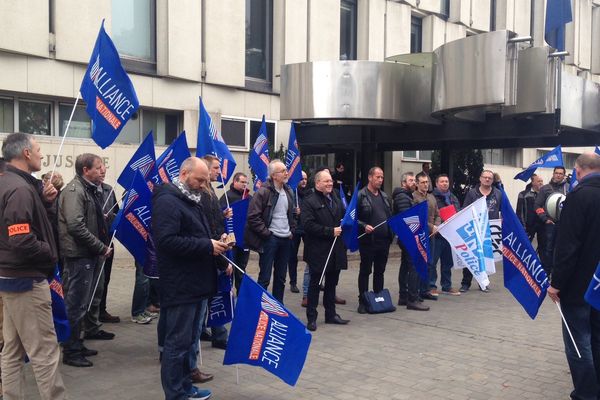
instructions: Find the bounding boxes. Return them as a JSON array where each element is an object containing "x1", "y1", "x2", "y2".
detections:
[
  {"x1": 189, "y1": 299, "x2": 207, "y2": 370},
  {"x1": 132, "y1": 262, "x2": 149, "y2": 316},
  {"x1": 161, "y1": 301, "x2": 202, "y2": 400},
  {"x1": 258, "y1": 235, "x2": 292, "y2": 303},
  {"x1": 430, "y1": 237, "x2": 453, "y2": 291},
  {"x1": 302, "y1": 265, "x2": 310, "y2": 297},
  {"x1": 560, "y1": 303, "x2": 600, "y2": 400}
]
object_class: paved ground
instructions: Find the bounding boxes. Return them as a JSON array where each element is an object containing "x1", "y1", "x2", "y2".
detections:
[{"x1": 23, "y1": 251, "x2": 574, "y2": 400}]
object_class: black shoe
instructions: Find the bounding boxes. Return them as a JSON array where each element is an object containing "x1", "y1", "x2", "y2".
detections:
[
  {"x1": 84, "y1": 330, "x2": 115, "y2": 340},
  {"x1": 200, "y1": 331, "x2": 213, "y2": 342},
  {"x1": 421, "y1": 292, "x2": 438, "y2": 301},
  {"x1": 325, "y1": 314, "x2": 350, "y2": 325},
  {"x1": 398, "y1": 297, "x2": 408, "y2": 306},
  {"x1": 290, "y1": 284, "x2": 300, "y2": 293},
  {"x1": 357, "y1": 304, "x2": 368, "y2": 314},
  {"x1": 459, "y1": 284, "x2": 470, "y2": 292},
  {"x1": 407, "y1": 302, "x2": 430, "y2": 311},
  {"x1": 212, "y1": 340, "x2": 228, "y2": 350},
  {"x1": 63, "y1": 355, "x2": 93, "y2": 367},
  {"x1": 307, "y1": 321, "x2": 317, "y2": 332},
  {"x1": 479, "y1": 286, "x2": 490, "y2": 293},
  {"x1": 99, "y1": 312, "x2": 121, "y2": 323},
  {"x1": 81, "y1": 346, "x2": 98, "y2": 357}
]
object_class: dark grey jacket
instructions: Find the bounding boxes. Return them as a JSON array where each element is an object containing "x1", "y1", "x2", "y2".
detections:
[{"x1": 58, "y1": 175, "x2": 108, "y2": 258}]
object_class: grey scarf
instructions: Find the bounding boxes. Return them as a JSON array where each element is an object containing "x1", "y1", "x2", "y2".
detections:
[{"x1": 173, "y1": 177, "x2": 202, "y2": 205}]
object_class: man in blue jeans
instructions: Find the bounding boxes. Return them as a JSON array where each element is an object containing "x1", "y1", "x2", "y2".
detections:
[
  {"x1": 548, "y1": 152, "x2": 600, "y2": 400},
  {"x1": 153, "y1": 157, "x2": 231, "y2": 400},
  {"x1": 245, "y1": 159, "x2": 296, "y2": 303}
]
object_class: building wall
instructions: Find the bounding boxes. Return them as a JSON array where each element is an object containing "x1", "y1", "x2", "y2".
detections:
[{"x1": 1, "y1": 0, "x2": 599, "y2": 260}]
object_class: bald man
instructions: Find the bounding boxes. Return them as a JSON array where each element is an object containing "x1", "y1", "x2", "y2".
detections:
[{"x1": 153, "y1": 157, "x2": 231, "y2": 400}]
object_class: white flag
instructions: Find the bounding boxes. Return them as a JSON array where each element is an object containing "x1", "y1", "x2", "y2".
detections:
[
  {"x1": 489, "y1": 219, "x2": 503, "y2": 262},
  {"x1": 437, "y1": 197, "x2": 489, "y2": 289},
  {"x1": 472, "y1": 198, "x2": 496, "y2": 275}
]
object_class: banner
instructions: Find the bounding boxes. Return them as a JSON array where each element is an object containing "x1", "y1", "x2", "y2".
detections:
[
  {"x1": 438, "y1": 197, "x2": 490, "y2": 289},
  {"x1": 117, "y1": 132, "x2": 160, "y2": 190},
  {"x1": 228, "y1": 198, "x2": 250, "y2": 250},
  {"x1": 156, "y1": 132, "x2": 190, "y2": 183},
  {"x1": 80, "y1": 21, "x2": 139, "y2": 149},
  {"x1": 472, "y1": 199, "x2": 496, "y2": 274},
  {"x1": 49, "y1": 266, "x2": 70, "y2": 343},
  {"x1": 339, "y1": 183, "x2": 348, "y2": 209},
  {"x1": 545, "y1": 0, "x2": 572, "y2": 52},
  {"x1": 585, "y1": 263, "x2": 600, "y2": 311},
  {"x1": 514, "y1": 145, "x2": 563, "y2": 182},
  {"x1": 489, "y1": 219, "x2": 503, "y2": 262},
  {"x1": 207, "y1": 273, "x2": 234, "y2": 327},
  {"x1": 500, "y1": 192, "x2": 549, "y2": 319},
  {"x1": 224, "y1": 275, "x2": 311, "y2": 386},
  {"x1": 387, "y1": 201, "x2": 430, "y2": 282},
  {"x1": 341, "y1": 183, "x2": 360, "y2": 252},
  {"x1": 249, "y1": 116, "x2": 270, "y2": 190},
  {"x1": 196, "y1": 98, "x2": 237, "y2": 185},
  {"x1": 285, "y1": 123, "x2": 303, "y2": 189}
]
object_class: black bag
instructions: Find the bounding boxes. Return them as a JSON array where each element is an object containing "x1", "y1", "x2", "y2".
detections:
[{"x1": 362, "y1": 289, "x2": 395, "y2": 314}]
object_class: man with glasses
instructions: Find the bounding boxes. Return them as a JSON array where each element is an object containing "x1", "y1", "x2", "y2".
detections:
[
  {"x1": 245, "y1": 160, "x2": 296, "y2": 303},
  {"x1": 460, "y1": 170, "x2": 502, "y2": 292}
]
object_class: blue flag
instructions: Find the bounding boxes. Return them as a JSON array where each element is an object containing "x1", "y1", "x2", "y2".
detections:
[
  {"x1": 545, "y1": 0, "x2": 572, "y2": 52},
  {"x1": 501, "y1": 192, "x2": 549, "y2": 319},
  {"x1": 223, "y1": 275, "x2": 311, "y2": 386},
  {"x1": 228, "y1": 198, "x2": 250, "y2": 249},
  {"x1": 156, "y1": 132, "x2": 191, "y2": 183},
  {"x1": 341, "y1": 183, "x2": 360, "y2": 252},
  {"x1": 285, "y1": 123, "x2": 303, "y2": 189},
  {"x1": 249, "y1": 116, "x2": 270, "y2": 191},
  {"x1": 207, "y1": 273, "x2": 234, "y2": 327},
  {"x1": 112, "y1": 171, "x2": 153, "y2": 267},
  {"x1": 585, "y1": 263, "x2": 600, "y2": 311},
  {"x1": 80, "y1": 21, "x2": 139, "y2": 149},
  {"x1": 117, "y1": 132, "x2": 160, "y2": 190},
  {"x1": 339, "y1": 183, "x2": 348, "y2": 209},
  {"x1": 49, "y1": 266, "x2": 70, "y2": 343},
  {"x1": 196, "y1": 98, "x2": 237, "y2": 185},
  {"x1": 388, "y1": 201, "x2": 430, "y2": 282},
  {"x1": 514, "y1": 145, "x2": 564, "y2": 182}
]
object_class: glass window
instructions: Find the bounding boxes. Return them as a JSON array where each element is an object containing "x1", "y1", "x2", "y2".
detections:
[
  {"x1": 440, "y1": 0, "x2": 450, "y2": 19},
  {"x1": 410, "y1": 17, "x2": 422, "y2": 53},
  {"x1": 19, "y1": 100, "x2": 51, "y2": 136},
  {"x1": 143, "y1": 110, "x2": 182, "y2": 146},
  {"x1": 490, "y1": 0, "x2": 497, "y2": 31},
  {"x1": 340, "y1": 0, "x2": 357, "y2": 60},
  {"x1": 250, "y1": 120, "x2": 275, "y2": 155},
  {"x1": 59, "y1": 104, "x2": 91, "y2": 138},
  {"x1": 115, "y1": 111, "x2": 141, "y2": 144},
  {"x1": 0, "y1": 98, "x2": 14, "y2": 133},
  {"x1": 419, "y1": 150, "x2": 433, "y2": 161},
  {"x1": 245, "y1": 0, "x2": 273, "y2": 82},
  {"x1": 403, "y1": 150, "x2": 417, "y2": 159},
  {"x1": 563, "y1": 152, "x2": 578, "y2": 169},
  {"x1": 221, "y1": 118, "x2": 247, "y2": 148},
  {"x1": 112, "y1": 0, "x2": 156, "y2": 62},
  {"x1": 483, "y1": 148, "x2": 519, "y2": 166}
]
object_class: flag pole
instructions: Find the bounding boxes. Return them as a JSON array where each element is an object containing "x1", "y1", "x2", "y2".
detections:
[
  {"x1": 102, "y1": 187, "x2": 115, "y2": 211},
  {"x1": 357, "y1": 220, "x2": 387, "y2": 239},
  {"x1": 318, "y1": 236, "x2": 338, "y2": 286},
  {"x1": 50, "y1": 92, "x2": 81, "y2": 181},
  {"x1": 295, "y1": 188, "x2": 299, "y2": 209},
  {"x1": 220, "y1": 253, "x2": 245, "y2": 275},
  {"x1": 87, "y1": 230, "x2": 117, "y2": 312},
  {"x1": 554, "y1": 301, "x2": 582, "y2": 358}
]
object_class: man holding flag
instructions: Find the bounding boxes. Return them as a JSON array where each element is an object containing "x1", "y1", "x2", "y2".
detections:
[
  {"x1": 153, "y1": 157, "x2": 232, "y2": 400},
  {"x1": 548, "y1": 152, "x2": 600, "y2": 400},
  {"x1": 301, "y1": 169, "x2": 350, "y2": 331}
]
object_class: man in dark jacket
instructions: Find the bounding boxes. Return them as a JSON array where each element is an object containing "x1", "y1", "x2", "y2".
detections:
[
  {"x1": 289, "y1": 170, "x2": 307, "y2": 295},
  {"x1": 516, "y1": 174, "x2": 544, "y2": 242},
  {"x1": 534, "y1": 166, "x2": 568, "y2": 274},
  {"x1": 59, "y1": 153, "x2": 114, "y2": 367},
  {"x1": 393, "y1": 172, "x2": 428, "y2": 311},
  {"x1": 356, "y1": 167, "x2": 393, "y2": 314},
  {"x1": 153, "y1": 157, "x2": 230, "y2": 400},
  {"x1": 99, "y1": 176, "x2": 121, "y2": 324},
  {"x1": 0, "y1": 133, "x2": 66, "y2": 399},
  {"x1": 431, "y1": 174, "x2": 461, "y2": 295},
  {"x1": 244, "y1": 159, "x2": 296, "y2": 303},
  {"x1": 302, "y1": 170, "x2": 350, "y2": 331},
  {"x1": 548, "y1": 152, "x2": 600, "y2": 400},
  {"x1": 219, "y1": 172, "x2": 250, "y2": 294},
  {"x1": 460, "y1": 170, "x2": 502, "y2": 292}
]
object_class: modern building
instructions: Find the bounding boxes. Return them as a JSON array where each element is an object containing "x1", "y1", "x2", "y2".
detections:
[{"x1": 1, "y1": 0, "x2": 599, "y2": 259}]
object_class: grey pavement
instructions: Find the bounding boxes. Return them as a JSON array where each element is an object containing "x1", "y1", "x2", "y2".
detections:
[{"x1": 23, "y1": 251, "x2": 573, "y2": 399}]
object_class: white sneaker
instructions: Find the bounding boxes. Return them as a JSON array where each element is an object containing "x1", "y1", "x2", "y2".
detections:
[{"x1": 131, "y1": 314, "x2": 152, "y2": 324}]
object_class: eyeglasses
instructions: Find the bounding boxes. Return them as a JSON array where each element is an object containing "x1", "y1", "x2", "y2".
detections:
[{"x1": 274, "y1": 169, "x2": 288, "y2": 175}]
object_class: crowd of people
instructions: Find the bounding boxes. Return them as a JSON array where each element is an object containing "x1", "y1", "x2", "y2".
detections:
[{"x1": 1, "y1": 131, "x2": 599, "y2": 400}]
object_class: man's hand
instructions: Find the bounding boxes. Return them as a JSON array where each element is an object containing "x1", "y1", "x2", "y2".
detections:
[
  {"x1": 295, "y1": 207, "x2": 301, "y2": 215},
  {"x1": 211, "y1": 239, "x2": 229, "y2": 255},
  {"x1": 42, "y1": 182, "x2": 58, "y2": 203},
  {"x1": 103, "y1": 246, "x2": 113, "y2": 257},
  {"x1": 548, "y1": 286, "x2": 560, "y2": 303},
  {"x1": 225, "y1": 264, "x2": 233, "y2": 276},
  {"x1": 333, "y1": 226, "x2": 342, "y2": 237},
  {"x1": 223, "y1": 208, "x2": 233, "y2": 219},
  {"x1": 431, "y1": 225, "x2": 439, "y2": 235},
  {"x1": 365, "y1": 225, "x2": 374, "y2": 234},
  {"x1": 546, "y1": 220, "x2": 555, "y2": 225}
]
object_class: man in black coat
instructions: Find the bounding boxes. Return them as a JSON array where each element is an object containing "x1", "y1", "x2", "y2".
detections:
[
  {"x1": 548, "y1": 152, "x2": 600, "y2": 400},
  {"x1": 301, "y1": 170, "x2": 349, "y2": 331},
  {"x1": 153, "y1": 157, "x2": 231, "y2": 400}
]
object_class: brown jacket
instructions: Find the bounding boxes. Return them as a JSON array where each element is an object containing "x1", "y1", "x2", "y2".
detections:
[
  {"x1": 412, "y1": 190, "x2": 441, "y2": 231},
  {"x1": 0, "y1": 165, "x2": 57, "y2": 278}
]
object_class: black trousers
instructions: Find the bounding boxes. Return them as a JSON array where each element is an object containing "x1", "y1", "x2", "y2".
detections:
[
  {"x1": 306, "y1": 265, "x2": 340, "y2": 323},
  {"x1": 398, "y1": 245, "x2": 421, "y2": 302},
  {"x1": 231, "y1": 246, "x2": 250, "y2": 295},
  {"x1": 99, "y1": 251, "x2": 114, "y2": 314},
  {"x1": 358, "y1": 241, "x2": 390, "y2": 304},
  {"x1": 288, "y1": 233, "x2": 303, "y2": 285}
]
